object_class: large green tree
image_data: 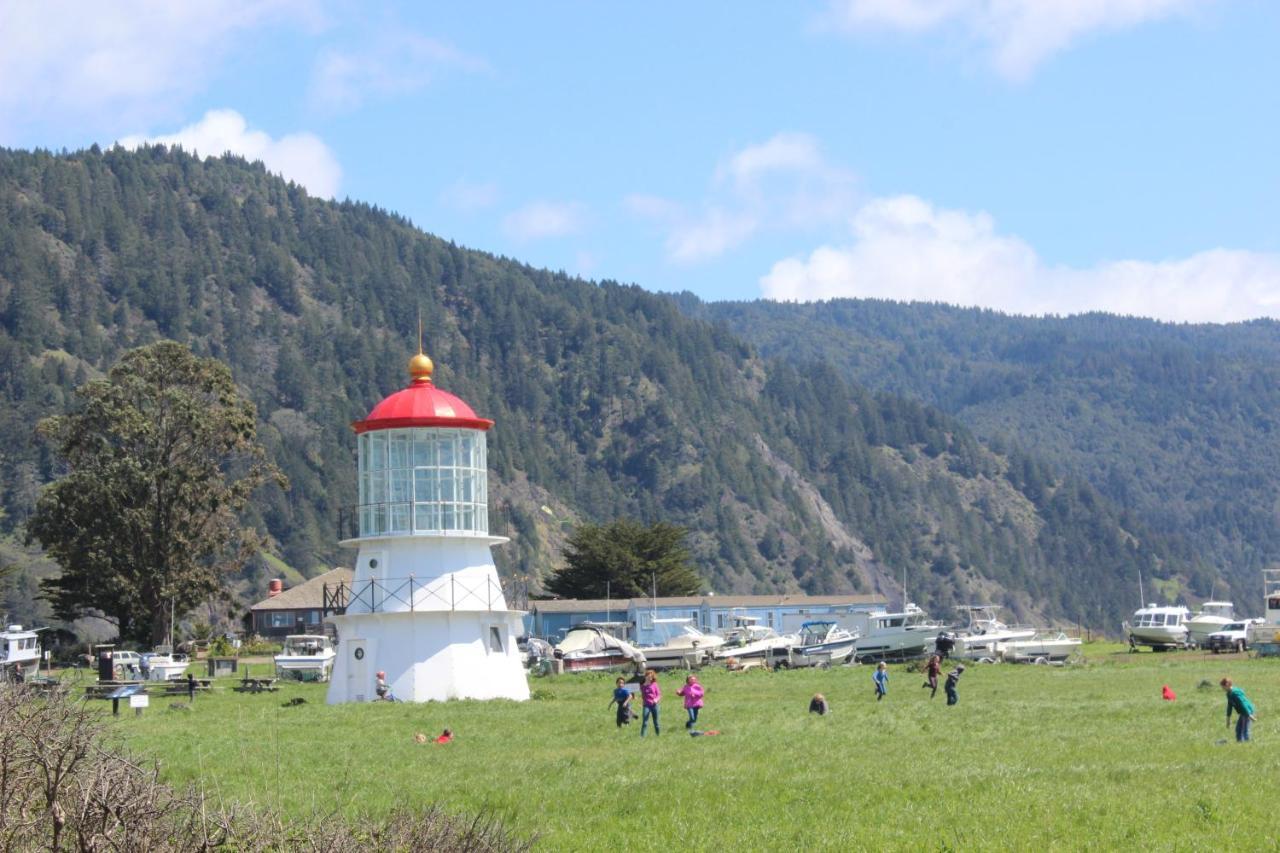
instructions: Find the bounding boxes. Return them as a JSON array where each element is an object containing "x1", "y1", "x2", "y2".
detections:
[
  {"x1": 27, "y1": 341, "x2": 285, "y2": 644},
  {"x1": 544, "y1": 519, "x2": 703, "y2": 599}
]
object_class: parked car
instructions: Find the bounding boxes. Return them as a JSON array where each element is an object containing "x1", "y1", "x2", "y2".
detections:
[{"x1": 1207, "y1": 619, "x2": 1263, "y2": 653}]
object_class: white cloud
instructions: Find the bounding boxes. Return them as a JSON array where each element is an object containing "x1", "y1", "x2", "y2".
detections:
[
  {"x1": 118, "y1": 109, "x2": 342, "y2": 198},
  {"x1": 0, "y1": 1, "x2": 320, "y2": 134},
  {"x1": 629, "y1": 132, "x2": 859, "y2": 264},
  {"x1": 440, "y1": 179, "x2": 500, "y2": 213},
  {"x1": 502, "y1": 201, "x2": 586, "y2": 241},
  {"x1": 821, "y1": 0, "x2": 1207, "y2": 80},
  {"x1": 761, "y1": 194, "x2": 1280, "y2": 323},
  {"x1": 309, "y1": 33, "x2": 489, "y2": 113}
]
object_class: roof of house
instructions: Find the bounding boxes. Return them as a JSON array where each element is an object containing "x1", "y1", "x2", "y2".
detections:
[
  {"x1": 529, "y1": 593, "x2": 885, "y2": 613},
  {"x1": 250, "y1": 567, "x2": 353, "y2": 612}
]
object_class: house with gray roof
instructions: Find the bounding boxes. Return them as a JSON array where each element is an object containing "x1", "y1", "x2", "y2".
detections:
[{"x1": 248, "y1": 567, "x2": 353, "y2": 638}]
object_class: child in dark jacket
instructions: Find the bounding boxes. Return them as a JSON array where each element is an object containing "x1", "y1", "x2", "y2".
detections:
[
  {"x1": 945, "y1": 664, "x2": 965, "y2": 706},
  {"x1": 608, "y1": 677, "x2": 634, "y2": 727}
]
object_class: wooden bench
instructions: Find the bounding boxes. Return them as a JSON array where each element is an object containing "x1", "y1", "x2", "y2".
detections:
[{"x1": 236, "y1": 677, "x2": 278, "y2": 693}]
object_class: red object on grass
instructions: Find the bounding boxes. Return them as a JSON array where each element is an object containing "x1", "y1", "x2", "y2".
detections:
[{"x1": 1161, "y1": 684, "x2": 1176, "y2": 701}]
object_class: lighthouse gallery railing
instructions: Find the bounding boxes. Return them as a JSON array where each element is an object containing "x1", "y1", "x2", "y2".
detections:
[{"x1": 322, "y1": 574, "x2": 511, "y2": 614}]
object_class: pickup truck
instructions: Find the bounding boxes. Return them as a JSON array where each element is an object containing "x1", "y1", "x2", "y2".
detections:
[{"x1": 1207, "y1": 620, "x2": 1264, "y2": 653}]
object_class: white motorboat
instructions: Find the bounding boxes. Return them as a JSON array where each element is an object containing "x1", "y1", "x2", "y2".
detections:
[
  {"x1": 1, "y1": 625, "x2": 42, "y2": 679},
  {"x1": 999, "y1": 632, "x2": 1082, "y2": 662},
  {"x1": 712, "y1": 621, "x2": 796, "y2": 662},
  {"x1": 783, "y1": 620, "x2": 858, "y2": 667},
  {"x1": 639, "y1": 618, "x2": 726, "y2": 669},
  {"x1": 274, "y1": 634, "x2": 337, "y2": 681},
  {"x1": 553, "y1": 623, "x2": 646, "y2": 673},
  {"x1": 1185, "y1": 601, "x2": 1235, "y2": 647},
  {"x1": 1124, "y1": 605, "x2": 1191, "y2": 650},
  {"x1": 848, "y1": 603, "x2": 946, "y2": 661},
  {"x1": 952, "y1": 605, "x2": 1037, "y2": 660},
  {"x1": 141, "y1": 649, "x2": 191, "y2": 681}
]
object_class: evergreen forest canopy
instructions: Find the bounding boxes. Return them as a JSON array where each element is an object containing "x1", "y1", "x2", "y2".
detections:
[
  {"x1": 0, "y1": 145, "x2": 1214, "y2": 634},
  {"x1": 687, "y1": 297, "x2": 1280, "y2": 608}
]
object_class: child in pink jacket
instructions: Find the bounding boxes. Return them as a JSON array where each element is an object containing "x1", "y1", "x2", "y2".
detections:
[
  {"x1": 640, "y1": 669, "x2": 661, "y2": 737},
  {"x1": 676, "y1": 674, "x2": 705, "y2": 729}
]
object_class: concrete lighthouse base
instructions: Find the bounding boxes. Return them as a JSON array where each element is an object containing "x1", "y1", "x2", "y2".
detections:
[{"x1": 327, "y1": 609, "x2": 530, "y2": 704}]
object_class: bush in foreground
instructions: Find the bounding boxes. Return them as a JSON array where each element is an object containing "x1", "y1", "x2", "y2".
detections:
[{"x1": 0, "y1": 684, "x2": 530, "y2": 852}]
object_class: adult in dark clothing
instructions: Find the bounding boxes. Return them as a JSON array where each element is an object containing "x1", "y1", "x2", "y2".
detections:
[
  {"x1": 1222, "y1": 678, "x2": 1257, "y2": 743},
  {"x1": 944, "y1": 664, "x2": 965, "y2": 706},
  {"x1": 186, "y1": 673, "x2": 197, "y2": 702},
  {"x1": 935, "y1": 633, "x2": 955, "y2": 660},
  {"x1": 922, "y1": 654, "x2": 942, "y2": 698}
]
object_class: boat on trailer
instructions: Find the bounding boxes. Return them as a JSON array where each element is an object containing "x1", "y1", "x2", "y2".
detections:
[
  {"x1": 274, "y1": 634, "x2": 337, "y2": 681},
  {"x1": 782, "y1": 620, "x2": 858, "y2": 668},
  {"x1": 952, "y1": 605, "x2": 1037, "y2": 660},
  {"x1": 0, "y1": 625, "x2": 43, "y2": 680},
  {"x1": 1185, "y1": 601, "x2": 1236, "y2": 648},
  {"x1": 638, "y1": 618, "x2": 726, "y2": 670},
  {"x1": 999, "y1": 632, "x2": 1082, "y2": 662},
  {"x1": 1248, "y1": 570, "x2": 1280, "y2": 656},
  {"x1": 553, "y1": 623, "x2": 646, "y2": 673},
  {"x1": 1124, "y1": 605, "x2": 1191, "y2": 650},
  {"x1": 712, "y1": 617, "x2": 796, "y2": 663},
  {"x1": 848, "y1": 604, "x2": 945, "y2": 661}
]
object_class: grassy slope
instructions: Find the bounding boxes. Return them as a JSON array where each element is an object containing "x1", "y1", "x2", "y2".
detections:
[{"x1": 112, "y1": 649, "x2": 1276, "y2": 850}]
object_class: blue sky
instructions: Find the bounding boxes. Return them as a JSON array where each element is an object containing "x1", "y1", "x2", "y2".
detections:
[{"x1": 1, "y1": 1, "x2": 1277, "y2": 321}]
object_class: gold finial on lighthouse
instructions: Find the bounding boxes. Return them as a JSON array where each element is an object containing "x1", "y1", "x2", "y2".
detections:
[{"x1": 408, "y1": 308, "x2": 434, "y2": 382}]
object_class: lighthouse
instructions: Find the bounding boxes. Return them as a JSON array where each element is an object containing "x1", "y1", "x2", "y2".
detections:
[{"x1": 326, "y1": 347, "x2": 530, "y2": 703}]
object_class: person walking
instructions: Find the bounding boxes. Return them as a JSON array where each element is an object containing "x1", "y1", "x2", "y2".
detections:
[
  {"x1": 608, "y1": 677, "x2": 634, "y2": 727},
  {"x1": 873, "y1": 661, "x2": 889, "y2": 701},
  {"x1": 639, "y1": 669, "x2": 661, "y2": 737},
  {"x1": 1221, "y1": 678, "x2": 1257, "y2": 743},
  {"x1": 922, "y1": 654, "x2": 942, "y2": 699},
  {"x1": 677, "y1": 674, "x2": 705, "y2": 729},
  {"x1": 186, "y1": 672, "x2": 197, "y2": 702},
  {"x1": 944, "y1": 664, "x2": 965, "y2": 706}
]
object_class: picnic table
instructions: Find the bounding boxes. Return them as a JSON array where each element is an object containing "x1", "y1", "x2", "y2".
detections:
[
  {"x1": 85, "y1": 680, "x2": 146, "y2": 700},
  {"x1": 237, "y1": 676, "x2": 278, "y2": 693},
  {"x1": 160, "y1": 678, "x2": 213, "y2": 695}
]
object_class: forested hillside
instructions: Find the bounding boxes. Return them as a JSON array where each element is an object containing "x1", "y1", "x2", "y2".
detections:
[
  {"x1": 0, "y1": 147, "x2": 1200, "y2": 631},
  {"x1": 692, "y1": 297, "x2": 1279, "y2": 606}
]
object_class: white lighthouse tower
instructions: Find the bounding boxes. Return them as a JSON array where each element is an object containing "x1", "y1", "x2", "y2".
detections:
[{"x1": 326, "y1": 346, "x2": 529, "y2": 703}]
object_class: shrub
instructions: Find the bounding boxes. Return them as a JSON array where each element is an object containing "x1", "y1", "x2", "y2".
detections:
[{"x1": 0, "y1": 684, "x2": 531, "y2": 851}]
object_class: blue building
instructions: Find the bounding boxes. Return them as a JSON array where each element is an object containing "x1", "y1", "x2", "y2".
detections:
[{"x1": 527, "y1": 593, "x2": 887, "y2": 644}]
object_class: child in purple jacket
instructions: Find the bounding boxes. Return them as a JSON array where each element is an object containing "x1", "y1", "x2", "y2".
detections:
[
  {"x1": 640, "y1": 669, "x2": 661, "y2": 737},
  {"x1": 676, "y1": 674, "x2": 705, "y2": 729}
]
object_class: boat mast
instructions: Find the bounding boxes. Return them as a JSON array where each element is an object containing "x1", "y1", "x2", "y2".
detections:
[{"x1": 1137, "y1": 566, "x2": 1146, "y2": 606}]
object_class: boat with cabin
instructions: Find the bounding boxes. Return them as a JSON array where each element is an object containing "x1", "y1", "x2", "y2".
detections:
[
  {"x1": 1124, "y1": 605, "x2": 1191, "y2": 650},
  {"x1": 0, "y1": 625, "x2": 42, "y2": 680},
  {"x1": 274, "y1": 634, "x2": 337, "y2": 681},
  {"x1": 712, "y1": 616, "x2": 797, "y2": 663},
  {"x1": 553, "y1": 623, "x2": 646, "y2": 673},
  {"x1": 782, "y1": 620, "x2": 858, "y2": 668},
  {"x1": 141, "y1": 648, "x2": 191, "y2": 681},
  {"x1": 952, "y1": 605, "x2": 1037, "y2": 660},
  {"x1": 1185, "y1": 601, "x2": 1236, "y2": 647},
  {"x1": 848, "y1": 603, "x2": 946, "y2": 661},
  {"x1": 638, "y1": 618, "x2": 726, "y2": 669}
]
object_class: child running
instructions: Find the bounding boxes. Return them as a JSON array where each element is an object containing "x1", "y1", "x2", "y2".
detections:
[
  {"x1": 945, "y1": 663, "x2": 965, "y2": 706},
  {"x1": 922, "y1": 654, "x2": 941, "y2": 699},
  {"x1": 640, "y1": 669, "x2": 661, "y2": 737},
  {"x1": 677, "y1": 674, "x2": 705, "y2": 729},
  {"x1": 873, "y1": 661, "x2": 889, "y2": 701},
  {"x1": 608, "y1": 677, "x2": 633, "y2": 727}
]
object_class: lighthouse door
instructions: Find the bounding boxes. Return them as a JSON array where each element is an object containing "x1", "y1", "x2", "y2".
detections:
[{"x1": 347, "y1": 638, "x2": 374, "y2": 702}]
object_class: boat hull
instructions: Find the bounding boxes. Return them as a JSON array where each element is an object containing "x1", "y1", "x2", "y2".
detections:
[
  {"x1": 275, "y1": 654, "x2": 336, "y2": 681},
  {"x1": 1000, "y1": 636, "x2": 1082, "y2": 662},
  {"x1": 560, "y1": 653, "x2": 642, "y2": 673},
  {"x1": 1126, "y1": 627, "x2": 1188, "y2": 649},
  {"x1": 787, "y1": 639, "x2": 856, "y2": 667}
]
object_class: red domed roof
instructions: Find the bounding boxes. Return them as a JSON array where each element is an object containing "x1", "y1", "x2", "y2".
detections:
[{"x1": 353, "y1": 378, "x2": 493, "y2": 433}]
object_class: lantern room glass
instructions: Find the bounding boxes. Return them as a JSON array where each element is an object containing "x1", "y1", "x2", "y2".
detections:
[{"x1": 357, "y1": 428, "x2": 488, "y2": 536}]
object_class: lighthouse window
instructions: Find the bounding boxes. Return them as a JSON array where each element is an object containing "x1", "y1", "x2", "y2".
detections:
[
  {"x1": 488, "y1": 626, "x2": 504, "y2": 654},
  {"x1": 359, "y1": 428, "x2": 489, "y2": 536}
]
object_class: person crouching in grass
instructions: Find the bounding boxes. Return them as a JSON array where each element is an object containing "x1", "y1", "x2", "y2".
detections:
[{"x1": 1221, "y1": 678, "x2": 1257, "y2": 743}]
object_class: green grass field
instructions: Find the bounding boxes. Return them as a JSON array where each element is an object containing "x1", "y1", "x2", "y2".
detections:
[{"x1": 108, "y1": 647, "x2": 1278, "y2": 851}]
